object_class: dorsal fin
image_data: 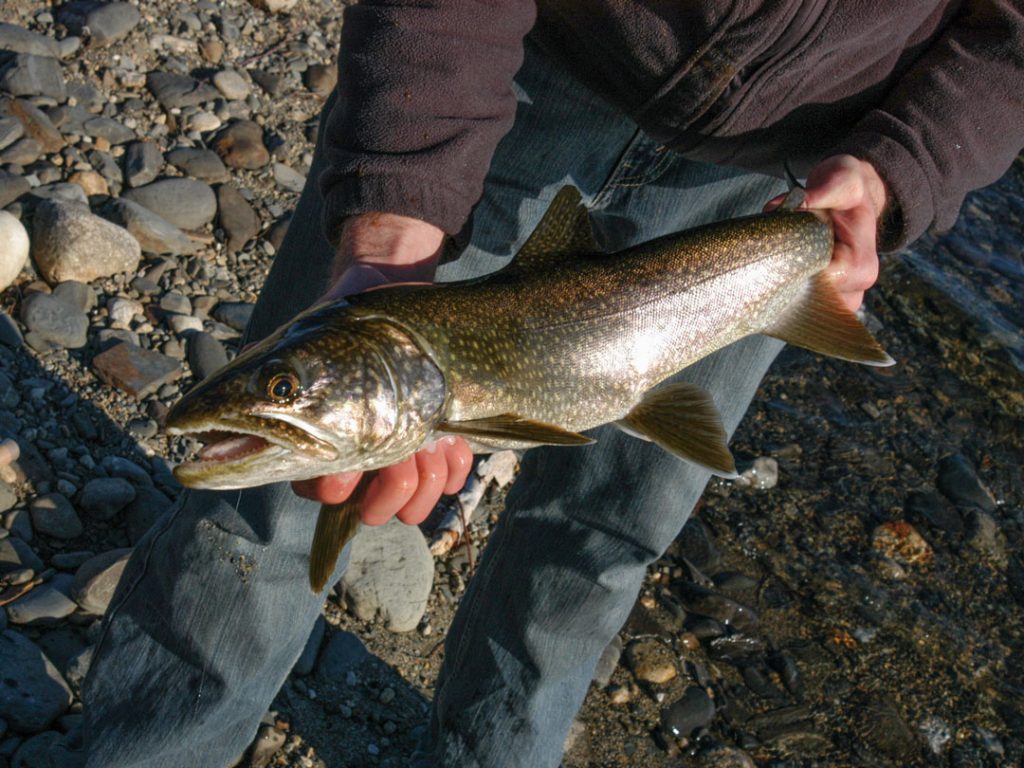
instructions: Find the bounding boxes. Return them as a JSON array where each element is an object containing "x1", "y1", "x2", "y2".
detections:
[{"x1": 508, "y1": 186, "x2": 602, "y2": 272}]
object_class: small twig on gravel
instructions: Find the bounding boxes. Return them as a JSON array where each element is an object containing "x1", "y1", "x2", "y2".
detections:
[
  {"x1": 239, "y1": 34, "x2": 294, "y2": 68},
  {"x1": 456, "y1": 497, "x2": 475, "y2": 576}
]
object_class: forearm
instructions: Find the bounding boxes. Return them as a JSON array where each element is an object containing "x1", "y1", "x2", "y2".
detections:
[
  {"x1": 833, "y1": 0, "x2": 1024, "y2": 250},
  {"x1": 319, "y1": 0, "x2": 536, "y2": 245}
]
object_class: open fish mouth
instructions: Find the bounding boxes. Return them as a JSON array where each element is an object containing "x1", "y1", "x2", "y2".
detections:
[{"x1": 167, "y1": 420, "x2": 339, "y2": 487}]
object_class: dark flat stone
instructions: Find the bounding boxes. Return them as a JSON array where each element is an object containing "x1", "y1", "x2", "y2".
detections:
[{"x1": 91, "y1": 340, "x2": 182, "y2": 399}]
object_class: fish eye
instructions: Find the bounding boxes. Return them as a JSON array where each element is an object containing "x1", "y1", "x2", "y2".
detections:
[{"x1": 265, "y1": 371, "x2": 300, "y2": 402}]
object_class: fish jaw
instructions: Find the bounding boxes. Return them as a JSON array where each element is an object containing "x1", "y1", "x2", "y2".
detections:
[{"x1": 166, "y1": 414, "x2": 344, "y2": 490}]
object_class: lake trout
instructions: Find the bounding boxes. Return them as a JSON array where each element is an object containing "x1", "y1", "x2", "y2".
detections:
[{"x1": 166, "y1": 187, "x2": 893, "y2": 590}]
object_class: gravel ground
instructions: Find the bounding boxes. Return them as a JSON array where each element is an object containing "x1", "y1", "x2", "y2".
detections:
[{"x1": 0, "y1": 2, "x2": 1021, "y2": 767}]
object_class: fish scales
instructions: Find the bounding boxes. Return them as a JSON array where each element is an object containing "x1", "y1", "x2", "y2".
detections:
[{"x1": 349, "y1": 211, "x2": 831, "y2": 432}]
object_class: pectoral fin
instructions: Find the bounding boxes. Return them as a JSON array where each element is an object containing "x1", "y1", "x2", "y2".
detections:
[
  {"x1": 618, "y1": 382, "x2": 737, "y2": 477},
  {"x1": 309, "y1": 479, "x2": 369, "y2": 592},
  {"x1": 438, "y1": 414, "x2": 595, "y2": 446},
  {"x1": 764, "y1": 272, "x2": 894, "y2": 366}
]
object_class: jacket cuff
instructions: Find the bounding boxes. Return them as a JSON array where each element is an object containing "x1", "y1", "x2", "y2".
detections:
[
  {"x1": 832, "y1": 113, "x2": 938, "y2": 252},
  {"x1": 320, "y1": 172, "x2": 474, "y2": 247}
]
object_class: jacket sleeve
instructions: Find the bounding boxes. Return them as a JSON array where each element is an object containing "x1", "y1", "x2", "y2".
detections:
[
  {"x1": 318, "y1": 0, "x2": 537, "y2": 245},
  {"x1": 833, "y1": 0, "x2": 1024, "y2": 250}
]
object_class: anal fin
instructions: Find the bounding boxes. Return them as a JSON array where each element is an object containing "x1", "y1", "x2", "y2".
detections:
[
  {"x1": 618, "y1": 382, "x2": 736, "y2": 477},
  {"x1": 309, "y1": 476, "x2": 370, "y2": 592},
  {"x1": 438, "y1": 414, "x2": 595, "y2": 447},
  {"x1": 765, "y1": 272, "x2": 895, "y2": 366}
]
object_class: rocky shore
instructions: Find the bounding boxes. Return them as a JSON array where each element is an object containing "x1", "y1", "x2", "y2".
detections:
[{"x1": 0, "y1": 2, "x2": 1021, "y2": 767}]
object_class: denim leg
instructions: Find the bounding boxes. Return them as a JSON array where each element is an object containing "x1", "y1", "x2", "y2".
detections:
[
  {"x1": 423, "y1": 47, "x2": 789, "y2": 768},
  {"x1": 81, "y1": 97, "x2": 346, "y2": 768}
]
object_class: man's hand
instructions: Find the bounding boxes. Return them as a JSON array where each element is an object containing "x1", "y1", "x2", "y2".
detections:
[
  {"x1": 292, "y1": 212, "x2": 474, "y2": 525},
  {"x1": 767, "y1": 154, "x2": 888, "y2": 312}
]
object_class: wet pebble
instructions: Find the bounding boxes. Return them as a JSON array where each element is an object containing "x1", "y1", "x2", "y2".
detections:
[
  {"x1": 856, "y1": 696, "x2": 922, "y2": 762},
  {"x1": 937, "y1": 454, "x2": 996, "y2": 512},
  {"x1": 592, "y1": 635, "x2": 622, "y2": 687},
  {"x1": 625, "y1": 639, "x2": 677, "y2": 684},
  {"x1": 734, "y1": 456, "x2": 779, "y2": 490},
  {"x1": 676, "y1": 582, "x2": 758, "y2": 632},
  {"x1": 905, "y1": 489, "x2": 964, "y2": 536},
  {"x1": 967, "y1": 510, "x2": 1007, "y2": 566},
  {"x1": 676, "y1": 518, "x2": 721, "y2": 573},
  {"x1": 871, "y1": 521, "x2": 933, "y2": 567},
  {"x1": 662, "y1": 686, "x2": 715, "y2": 740},
  {"x1": 248, "y1": 724, "x2": 286, "y2": 768}
]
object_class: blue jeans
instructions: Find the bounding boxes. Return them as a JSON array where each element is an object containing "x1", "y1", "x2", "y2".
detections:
[{"x1": 81, "y1": 40, "x2": 785, "y2": 767}]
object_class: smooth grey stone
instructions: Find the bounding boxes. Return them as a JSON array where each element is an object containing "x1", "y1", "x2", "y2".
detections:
[
  {"x1": 29, "y1": 493, "x2": 82, "y2": 539},
  {"x1": 58, "y1": 36, "x2": 81, "y2": 59},
  {"x1": 165, "y1": 147, "x2": 228, "y2": 182},
  {"x1": 249, "y1": 68, "x2": 284, "y2": 96},
  {"x1": 103, "y1": 198, "x2": 197, "y2": 256},
  {"x1": 77, "y1": 477, "x2": 135, "y2": 520},
  {"x1": 81, "y1": 116, "x2": 133, "y2": 145},
  {"x1": 6, "y1": 573, "x2": 78, "y2": 626},
  {"x1": 49, "y1": 551, "x2": 95, "y2": 570},
  {"x1": 83, "y1": 1, "x2": 140, "y2": 46},
  {"x1": 51, "y1": 281, "x2": 94, "y2": 312},
  {"x1": 0, "y1": 170, "x2": 30, "y2": 208},
  {"x1": 212, "y1": 69, "x2": 250, "y2": 101},
  {"x1": 128, "y1": 418, "x2": 158, "y2": 439},
  {"x1": 34, "y1": 627, "x2": 86, "y2": 672},
  {"x1": 71, "y1": 548, "x2": 131, "y2": 615},
  {"x1": 5, "y1": 507, "x2": 32, "y2": 541},
  {"x1": 158, "y1": 291, "x2": 191, "y2": 315},
  {"x1": 0, "y1": 536, "x2": 44, "y2": 574},
  {"x1": 339, "y1": 518, "x2": 434, "y2": 632},
  {"x1": 0, "y1": 136, "x2": 42, "y2": 165},
  {"x1": 99, "y1": 456, "x2": 151, "y2": 486},
  {"x1": 124, "y1": 485, "x2": 173, "y2": 543},
  {"x1": 0, "y1": 209, "x2": 28, "y2": 290},
  {"x1": 215, "y1": 183, "x2": 259, "y2": 252},
  {"x1": 0, "y1": 117, "x2": 25, "y2": 151},
  {"x1": 122, "y1": 178, "x2": 216, "y2": 230},
  {"x1": 187, "y1": 331, "x2": 227, "y2": 380},
  {"x1": 271, "y1": 162, "x2": 305, "y2": 193},
  {"x1": 316, "y1": 631, "x2": 369, "y2": 681},
  {"x1": 0, "y1": 630, "x2": 72, "y2": 732},
  {"x1": 212, "y1": 302, "x2": 253, "y2": 331},
  {"x1": 31, "y1": 199, "x2": 141, "y2": 283},
  {"x1": 146, "y1": 71, "x2": 218, "y2": 109},
  {"x1": 292, "y1": 616, "x2": 326, "y2": 677},
  {"x1": 0, "y1": 23, "x2": 61, "y2": 58},
  {"x1": 123, "y1": 141, "x2": 162, "y2": 188},
  {"x1": 28, "y1": 182, "x2": 88, "y2": 206},
  {"x1": 0, "y1": 54, "x2": 66, "y2": 101},
  {"x1": 19, "y1": 293, "x2": 88, "y2": 349}
]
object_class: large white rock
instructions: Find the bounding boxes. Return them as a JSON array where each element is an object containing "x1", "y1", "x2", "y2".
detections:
[
  {"x1": 248, "y1": 0, "x2": 298, "y2": 12},
  {"x1": 0, "y1": 210, "x2": 29, "y2": 290},
  {"x1": 31, "y1": 200, "x2": 141, "y2": 284},
  {"x1": 340, "y1": 518, "x2": 434, "y2": 633}
]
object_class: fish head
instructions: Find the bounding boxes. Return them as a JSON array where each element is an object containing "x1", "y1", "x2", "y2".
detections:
[{"x1": 166, "y1": 301, "x2": 447, "y2": 489}]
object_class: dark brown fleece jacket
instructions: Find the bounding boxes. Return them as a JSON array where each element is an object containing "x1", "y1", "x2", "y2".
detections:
[{"x1": 319, "y1": 0, "x2": 1024, "y2": 251}]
